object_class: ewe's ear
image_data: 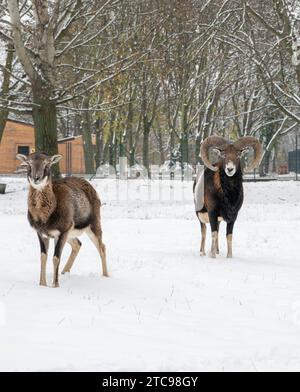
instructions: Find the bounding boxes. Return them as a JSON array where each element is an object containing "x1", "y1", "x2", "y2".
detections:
[
  {"x1": 16, "y1": 154, "x2": 29, "y2": 164},
  {"x1": 50, "y1": 155, "x2": 63, "y2": 165}
]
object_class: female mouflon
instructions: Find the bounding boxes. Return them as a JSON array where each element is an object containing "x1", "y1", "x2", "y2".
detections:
[
  {"x1": 194, "y1": 136, "x2": 263, "y2": 259},
  {"x1": 17, "y1": 152, "x2": 108, "y2": 288}
]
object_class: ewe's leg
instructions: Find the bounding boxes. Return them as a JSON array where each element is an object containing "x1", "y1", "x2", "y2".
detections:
[
  {"x1": 87, "y1": 226, "x2": 108, "y2": 277},
  {"x1": 62, "y1": 238, "x2": 82, "y2": 274},
  {"x1": 209, "y1": 211, "x2": 219, "y2": 259},
  {"x1": 38, "y1": 234, "x2": 49, "y2": 287},
  {"x1": 52, "y1": 233, "x2": 68, "y2": 288},
  {"x1": 200, "y1": 223, "x2": 206, "y2": 256},
  {"x1": 226, "y1": 222, "x2": 235, "y2": 259}
]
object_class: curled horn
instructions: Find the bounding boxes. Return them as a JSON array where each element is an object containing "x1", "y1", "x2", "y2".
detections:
[
  {"x1": 200, "y1": 136, "x2": 230, "y2": 172},
  {"x1": 234, "y1": 137, "x2": 263, "y2": 172}
]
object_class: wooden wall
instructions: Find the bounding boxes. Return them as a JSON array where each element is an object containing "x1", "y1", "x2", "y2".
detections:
[
  {"x1": 0, "y1": 120, "x2": 35, "y2": 173},
  {"x1": 58, "y1": 138, "x2": 86, "y2": 174},
  {"x1": 0, "y1": 120, "x2": 86, "y2": 174}
]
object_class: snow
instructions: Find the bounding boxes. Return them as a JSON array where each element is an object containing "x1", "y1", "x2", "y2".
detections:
[{"x1": 1, "y1": 178, "x2": 300, "y2": 372}]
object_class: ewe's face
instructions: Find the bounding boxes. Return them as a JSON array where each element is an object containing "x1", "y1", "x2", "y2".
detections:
[
  {"x1": 16, "y1": 153, "x2": 62, "y2": 190},
  {"x1": 27, "y1": 155, "x2": 52, "y2": 189},
  {"x1": 215, "y1": 144, "x2": 242, "y2": 177}
]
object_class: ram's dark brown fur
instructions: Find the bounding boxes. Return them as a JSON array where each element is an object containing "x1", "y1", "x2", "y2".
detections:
[{"x1": 194, "y1": 136, "x2": 262, "y2": 259}]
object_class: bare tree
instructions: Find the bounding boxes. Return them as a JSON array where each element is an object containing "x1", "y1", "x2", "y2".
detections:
[{"x1": 0, "y1": 43, "x2": 14, "y2": 143}]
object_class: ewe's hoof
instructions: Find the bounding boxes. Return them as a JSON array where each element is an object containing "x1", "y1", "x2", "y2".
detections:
[
  {"x1": 103, "y1": 273, "x2": 109, "y2": 278},
  {"x1": 52, "y1": 283, "x2": 60, "y2": 288},
  {"x1": 209, "y1": 252, "x2": 217, "y2": 259},
  {"x1": 200, "y1": 252, "x2": 206, "y2": 257},
  {"x1": 39, "y1": 282, "x2": 47, "y2": 287},
  {"x1": 227, "y1": 254, "x2": 233, "y2": 259}
]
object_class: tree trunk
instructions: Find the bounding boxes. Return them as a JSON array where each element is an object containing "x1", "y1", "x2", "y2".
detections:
[
  {"x1": 181, "y1": 102, "x2": 189, "y2": 164},
  {"x1": 127, "y1": 93, "x2": 136, "y2": 166},
  {"x1": 157, "y1": 130, "x2": 165, "y2": 165},
  {"x1": 259, "y1": 150, "x2": 271, "y2": 177},
  {"x1": 170, "y1": 129, "x2": 175, "y2": 162},
  {"x1": 95, "y1": 118, "x2": 104, "y2": 169},
  {"x1": 181, "y1": 132, "x2": 189, "y2": 164},
  {"x1": 114, "y1": 134, "x2": 118, "y2": 169},
  {"x1": 296, "y1": 65, "x2": 300, "y2": 87},
  {"x1": 265, "y1": 152, "x2": 271, "y2": 174},
  {"x1": 0, "y1": 44, "x2": 14, "y2": 144},
  {"x1": 143, "y1": 126, "x2": 150, "y2": 176},
  {"x1": 81, "y1": 97, "x2": 95, "y2": 174},
  {"x1": 272, "y1": 145, "x2": 278, "y2": 173},
  {"x1": 103, "y1": 141, "x2": 109, "y2": 164},
  {"x1": 32, "y1": 87, "x2": 60, "y2": 177},
  {"x1": 107, "y1": 111, "x2": 116, "y2": 167},
  {"x1": 109, "y1": 131, "x2": 116, "y2": 168},
  {"x1": 119, "y1": 132, "x2": 126, "y2": 157},
  {"x1": 195, "y1": 133, "x2": 201, "y2": 164},
  {"x1": 0, "y1": 111, "x2": 8, "y2": 145},
  {"x1": 129, "y1": 145, "x2": 136, "y2": 167}
]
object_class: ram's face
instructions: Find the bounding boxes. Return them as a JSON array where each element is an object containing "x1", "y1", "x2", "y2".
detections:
[
  {"x1": 201, "y1": 136, "x2": 263, "y2": 176},
  {"x1": 214, "y1": 145, "x2": 242, "y2": 177}
]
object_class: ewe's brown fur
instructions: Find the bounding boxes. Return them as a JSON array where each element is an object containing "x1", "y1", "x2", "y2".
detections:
[
  {"x1": 18, "y1": 152, "x2": 108, "y2": 288},
  {"x1": 28, "y1": 184, "x2": 56, "y2": 224},
  {"x1": 28, "y1": 177, "x2": 102, "y2": 237}
]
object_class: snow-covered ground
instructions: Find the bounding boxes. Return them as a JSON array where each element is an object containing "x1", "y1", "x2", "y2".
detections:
[{"x1": 1, "y1": 178, "x2": 300, "y2": 372}]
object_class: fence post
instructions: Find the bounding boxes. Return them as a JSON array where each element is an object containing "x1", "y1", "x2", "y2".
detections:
[
  {"x1": 296, "y1": 135, "x2": 298, "y2": 181},
  {"x1": 119, "y1": 156, "x2": 128, "y2": 180}
]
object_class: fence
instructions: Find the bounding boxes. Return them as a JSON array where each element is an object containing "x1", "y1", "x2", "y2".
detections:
[{"x1": 288, "y1": 135, "x2": 300, "y2": 181}]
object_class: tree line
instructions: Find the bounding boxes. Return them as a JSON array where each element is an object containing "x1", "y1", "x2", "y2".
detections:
[{"x1": 0, "y1": 0, "x2": 300, "y2": 176}]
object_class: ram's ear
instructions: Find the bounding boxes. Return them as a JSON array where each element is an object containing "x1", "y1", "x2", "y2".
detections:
[
  {"x1": 16, "y1": 154, "x2": 30, "y2": 164},
  {"x1": 50, "y1": 155, "x2": 63, "y2": 165},
  {"x1": 212, "y1": 148, "x2": 225, "y2": 158},
  {"x1": 239, "y1": 148, "x2": 249, "y2": 158},
  {"x1": 212, "y1": 148, "x2": 221, "y2": 155}
]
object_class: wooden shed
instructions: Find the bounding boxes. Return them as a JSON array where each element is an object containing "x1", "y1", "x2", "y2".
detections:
[{"x1": 0, "y1": 118, "x2": 87, "y2": 174}]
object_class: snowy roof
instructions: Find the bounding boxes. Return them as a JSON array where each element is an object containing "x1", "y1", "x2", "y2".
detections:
[
  {"x1": 7, "y1": 115, "x2": 34, "y2": 126},
  {"x1": 57, "y1": 135, "x2": 82, "y2": 143}
]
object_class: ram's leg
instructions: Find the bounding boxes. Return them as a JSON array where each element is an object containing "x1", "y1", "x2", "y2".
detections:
[
  {"x1": 209, "y1": 211, "x2": 219, "y2": 259},
  {"x1": 52, "y1": 233, "x2": 68, "y2": 288},
  {"x1": 226, "y1": 222, "x2": 235, "y2": 259},
  {"x1": 38, "y1": 233, "x2": 49, "y2": 287},
  {"x1": 62, "y1": 238, "x2": 82, "y2": 274},
  {"x1": 216, "y1": 221, "x2": 220, "y2": 255},
  {"x1": 200, "y1": 223, "x2": 206, "y2": 256}
]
